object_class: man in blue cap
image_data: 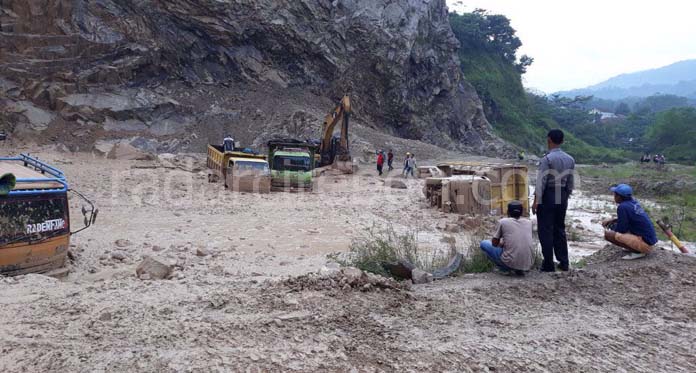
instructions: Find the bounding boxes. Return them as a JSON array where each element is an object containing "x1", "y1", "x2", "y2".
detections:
[{"x1": 602, "y1": 184, "x2": 658, "y2": 260}]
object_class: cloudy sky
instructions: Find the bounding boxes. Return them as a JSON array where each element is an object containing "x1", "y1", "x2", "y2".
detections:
[{"x1": 446, "y1": 0, "x2": 696, "y2": 93}]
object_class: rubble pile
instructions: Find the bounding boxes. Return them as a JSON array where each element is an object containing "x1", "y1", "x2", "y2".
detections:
[{"x1": 282, "y1": 267, "x2": 410, "y2": 292}]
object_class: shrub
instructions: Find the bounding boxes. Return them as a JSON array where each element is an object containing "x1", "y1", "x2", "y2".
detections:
[
  {"x1": 459, "y1": 238, "x2": 495, "y2": 273},
  {"x1": 333, "y1": 225, "x2": 452, "y2": 278}
]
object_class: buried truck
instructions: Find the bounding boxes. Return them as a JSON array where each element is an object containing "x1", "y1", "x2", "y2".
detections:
[
  {"x1": 206, "y1": 144, "x2": 271, "y2": 193},
  {"x1": 267, "y1": 139, "x2": 316, "y2": 191},
  {"x1": 0, "y1": 154, "x2": 97, "y2": 276}
]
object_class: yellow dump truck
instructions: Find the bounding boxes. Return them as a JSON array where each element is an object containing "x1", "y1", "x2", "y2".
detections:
[
  {"x1": 206, "y1": 144, "x2": 271, "y2": 193},
  {"x1": 0, "y1": 154, "x2": 97, "y2": 276}
]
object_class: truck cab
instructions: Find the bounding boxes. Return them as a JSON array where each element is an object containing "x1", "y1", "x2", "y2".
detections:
[
  {"x1": 207, "y1": 144, "x2": 271, "y2": 193},
  {"x1": 267, "y1": 140, "x2": 317, "y2": 191},
  {"x1": 226, "y1": 156, "x2": 271, "y2": 193},
  {"x1": 0, "y1": 154, "x2": 96, "y2": 276}
]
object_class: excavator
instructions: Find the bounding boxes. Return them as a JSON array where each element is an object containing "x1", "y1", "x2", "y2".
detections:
[{"x1": 315, "y1": 95, "x2": 354, "y2": 174}]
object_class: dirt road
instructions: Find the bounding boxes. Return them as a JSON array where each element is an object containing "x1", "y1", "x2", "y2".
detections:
[{"x1": 1, "y1": 152, "x2": 695, "y2": 372}]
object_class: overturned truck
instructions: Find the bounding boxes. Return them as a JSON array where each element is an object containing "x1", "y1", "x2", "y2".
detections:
[{"x1": 424, "y1": 162, "x2": 529, "y2": 217}]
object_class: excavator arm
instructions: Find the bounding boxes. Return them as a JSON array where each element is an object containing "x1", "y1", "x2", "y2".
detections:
[{"x1": 320, "y1": 96, "x2": 351, "y2": 159}]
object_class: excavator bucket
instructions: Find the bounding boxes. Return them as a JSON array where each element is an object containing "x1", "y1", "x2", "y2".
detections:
[{"x1": 332, "y1": 159, "x2": 355, "y2": 174}]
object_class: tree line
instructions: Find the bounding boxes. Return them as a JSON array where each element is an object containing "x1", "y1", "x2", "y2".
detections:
[{"x1": 449, "y1": 10, "x2": 696, "y2": 163}]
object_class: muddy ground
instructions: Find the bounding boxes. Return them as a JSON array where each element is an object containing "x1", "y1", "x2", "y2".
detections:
[{"x1": 1, "y1": 149, "x2": 695, "y2": 372}]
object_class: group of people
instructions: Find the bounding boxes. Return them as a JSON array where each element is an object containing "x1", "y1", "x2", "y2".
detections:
[
  {"x1": 480, "y1": 129, "x2": 658, "y2": 275},
  {"x1": 375, "y1": 150, "x2": 417, "y2": 177},
  {"x1": 640, "y1": 153, "x2": 666, "y2": 165}
]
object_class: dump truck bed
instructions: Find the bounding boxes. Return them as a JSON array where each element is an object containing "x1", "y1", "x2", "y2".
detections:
[
  {"x1": 0, "y1": 163, "x2": 64, "y2": 190},
  {"x1": 0, "y1": 156, "x2": 67, "y2": 193}
]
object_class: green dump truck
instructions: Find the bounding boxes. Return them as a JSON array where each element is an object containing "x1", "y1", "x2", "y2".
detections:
[{"x1": 267, "y1": 139, "x2": 317, "y2": 191}]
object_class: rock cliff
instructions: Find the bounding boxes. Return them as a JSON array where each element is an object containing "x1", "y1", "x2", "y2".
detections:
[{"x1": 0, "y1": 0, "x2": 508, "y2": 155}]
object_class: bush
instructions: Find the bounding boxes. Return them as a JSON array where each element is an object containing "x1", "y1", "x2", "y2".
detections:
[
  {"x1": 459, "y1": 236, "x2": 495, "y2": 273},
  {"x1": 334, "y1": 225, "x2": 452, "y2": 278},
  {"x1": 335, "y1": 225, "x2": 545, "y2": 278}
]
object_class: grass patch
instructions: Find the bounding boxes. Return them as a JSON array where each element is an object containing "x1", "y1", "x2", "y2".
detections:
[
  {"x1": 579, "y1": 162, "x2": 696, "y2": 182},
  {"x1": 332, "y1": 225, "x2": 452, "y2": 278},
  {"x1": 459, "y1": 234, "x2": 494, "y2": 274},
  {"x1": 654, "y1": 192, "x2": 696, "y2": 241},
  {"x1": 579, "y1": 162, "x2": 696, "y2": 241},
  {"x1": 334, "y1": 225, "x2": 545, "y2": 278},
  {"x1": 572, "y1": 257, "x2": 589, "y2": 269},
  {"x1": 579, "y1": 163, "x2": 637, "y2": 179}
]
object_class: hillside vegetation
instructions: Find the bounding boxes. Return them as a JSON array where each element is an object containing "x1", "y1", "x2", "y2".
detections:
[
  {"x1": 559, "y1": 95, "x2": 696, "y2": 163},
  {"x1": 450, "y1": 10, "x2": 696, "y2": 164},
  {"x1": 449, "y1": 10, "x2": 627, "y2": 163}
]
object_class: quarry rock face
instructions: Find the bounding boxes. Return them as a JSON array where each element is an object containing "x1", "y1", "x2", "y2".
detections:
[{"x1": 0, "y1": 0, "x2": 507, "y2": 154}]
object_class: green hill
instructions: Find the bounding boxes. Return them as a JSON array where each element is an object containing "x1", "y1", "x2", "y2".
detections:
[
  {"x1": 560, "y1": 60, "x2": 696, "y2": 100},
  {"x1": 449, "y1": 10, "x2": 628, "y2": 163}
]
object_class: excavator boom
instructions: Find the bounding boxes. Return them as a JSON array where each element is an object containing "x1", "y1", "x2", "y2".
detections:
[{"x1": 318, "y1": 96, "x2": 353, "y2": 173}]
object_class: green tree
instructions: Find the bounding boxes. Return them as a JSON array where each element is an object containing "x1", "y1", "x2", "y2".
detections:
[
  {"x1": 646, "y1": 107, "x2": 696, "y2": 161},
  {"x1": 615, "y1": 102, "x2": 631, "y2": 116},
  {"x1": 516, "y1": 55, "x2": 534, "y2": 74},
  {"x1": 449, "y1": 10, "x2": 525, "y2": 65},
  {"x1": 634, "y1": 94, "x2": 690, "y2": 114}
]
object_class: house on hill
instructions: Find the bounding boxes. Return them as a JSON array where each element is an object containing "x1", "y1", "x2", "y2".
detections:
[{"x1": 589, "y1": 109, "x2": 620, "y2": 123}]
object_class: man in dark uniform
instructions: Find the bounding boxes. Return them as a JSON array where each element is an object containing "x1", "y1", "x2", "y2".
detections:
[{"x1": 532, "y1": 129, "x2": 575, "y2": 272}]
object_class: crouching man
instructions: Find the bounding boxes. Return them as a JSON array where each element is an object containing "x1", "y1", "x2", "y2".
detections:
[
  {"x1": 603, "y1": 184, "x2": 658, "y2": 260},
  {"x1": 480, "y1": 201, "x2": 535, "y2": 276}
]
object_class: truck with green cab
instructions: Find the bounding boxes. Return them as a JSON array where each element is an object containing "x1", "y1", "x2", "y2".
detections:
[{"x1": 267, "y1": 139, "x2": 317, "y2": 191}]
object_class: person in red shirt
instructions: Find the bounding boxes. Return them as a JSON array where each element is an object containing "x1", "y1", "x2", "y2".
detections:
[{"x1": 376, "y1": 151, "x2": 384, "y2": 176}]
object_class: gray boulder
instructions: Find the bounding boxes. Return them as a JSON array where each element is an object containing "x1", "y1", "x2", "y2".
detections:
[
  {"x1": 136, "y1": 256, "x2": 173, "y2": 280},
  {"x1": 411, "y1": 268, "x2": 434, "y2": 285}
]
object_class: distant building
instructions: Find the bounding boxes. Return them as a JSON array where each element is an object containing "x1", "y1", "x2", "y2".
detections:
[{"x1": 589, "y1": 109, "x2": 618, "y2": 123}]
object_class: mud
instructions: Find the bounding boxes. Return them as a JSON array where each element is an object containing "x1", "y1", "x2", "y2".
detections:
[{"x1": 1, "y1": 150, "x2": 695, "y2": 372}]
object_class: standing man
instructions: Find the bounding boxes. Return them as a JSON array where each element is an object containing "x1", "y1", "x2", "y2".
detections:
[
  {"x1": 387, "y1": 150, "x2": 394, "y2": 171},
  {"x1": 402, "y1": 153, "x2": 411, "y2": 176},
  {"x1": 532, "y1": 129, "x2": 575, "y2": 272},
  {"x1": 223, "y1": 134, "x2": 235, "y2": 152},
  {"x1": 376, "y1": 151, "x2": 384, "y2": 176},
  {"x1": 406, "y1": 154, "x2": 417, "y2": 178}
]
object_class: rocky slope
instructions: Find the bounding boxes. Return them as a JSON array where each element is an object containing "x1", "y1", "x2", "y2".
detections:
[{"x1": 0, "y1": 0, "x2": 509, "y2": 155}]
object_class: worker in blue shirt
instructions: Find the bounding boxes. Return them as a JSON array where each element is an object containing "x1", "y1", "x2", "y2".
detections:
[
  {"x1": 533, "y1": 129, "x2": 576, "y2": 272},
  {"x1": 602, "y1": 184, "x2": 658, "y2": 260}
]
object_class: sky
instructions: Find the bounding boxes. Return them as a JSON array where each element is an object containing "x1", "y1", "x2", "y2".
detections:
[{"x1": 446, "y1": 0, "x2": 696, "y2": 93}]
